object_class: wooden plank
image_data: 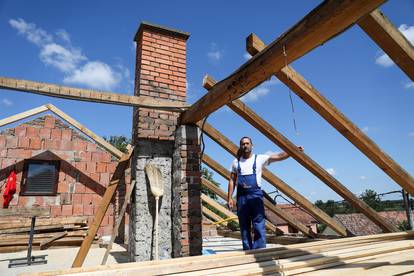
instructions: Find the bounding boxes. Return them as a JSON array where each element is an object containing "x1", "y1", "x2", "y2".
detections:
[
  {"x1": 0, "y1": 207, "x2": 50, "y2": 217},
  {"x1": 46, "y1": 104, "x2": 124, "y2": 159},
  {"x1": 181, "y1": 0, "x2": 385, "y2": 123},
  {"x1": 0, "y1": 77, "x2": 188, "y2": 111},
  {"x1": 200, "y1": 124, "x2": 350, "y2": 236},
  {"x1": 202, "y1": 175, "x2": 315, "y2": 237},
  {"x1": 39, "y1": 232, "x2": 67, "y2": 250},
  {"x1": 0, "y1": 105, "x2": 48, "y2": 127},
  {"x1": 359, "y1": 9, "x2": 414, "y2": 82},
  {"x1": 246, "y1": 33, "x2": 414, "y2": 198},
  {"x1": 202, "y1": 76, "x2": 348, "y2": 237},
  {"x1": 101, "y1": 180, "x2": 136, "y2": 265},
  {"x1": 72, "y1": 147, "x2": 134, "y2": 268},
  {"x1": 22, "y1": 232, "x2": 414, "y2": 276},
  {"x1": 202, "y1": 206, "x2": 228, "y2": 226}
]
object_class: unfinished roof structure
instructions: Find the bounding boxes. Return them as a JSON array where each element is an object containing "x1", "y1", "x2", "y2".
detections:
[{"x1": 2, "y1": 0, "x2": 414, "y2": 274}]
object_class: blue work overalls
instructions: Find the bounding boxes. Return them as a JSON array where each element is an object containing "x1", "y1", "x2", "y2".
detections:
[{"x1": 236, "y1": 155, "x2": 266, "y2": 250}]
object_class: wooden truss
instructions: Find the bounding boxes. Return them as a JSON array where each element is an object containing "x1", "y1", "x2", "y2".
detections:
[{"x1": 2, "y1": 0, "x2": 414, "y2": 269}]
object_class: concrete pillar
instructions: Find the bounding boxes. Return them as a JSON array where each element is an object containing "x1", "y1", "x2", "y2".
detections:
[{"x1": 129, "y1": 22, "x2": 201, "y2": 261}]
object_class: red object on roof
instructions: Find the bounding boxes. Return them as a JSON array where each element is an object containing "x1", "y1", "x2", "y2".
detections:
[{"x1": 3, "y1": 170, "x2": 16, "y2": 208}]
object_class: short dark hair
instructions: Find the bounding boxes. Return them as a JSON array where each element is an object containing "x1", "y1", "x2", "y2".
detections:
[{"x1": 239, "y1": 136, "x2": 253, "y2": 145}]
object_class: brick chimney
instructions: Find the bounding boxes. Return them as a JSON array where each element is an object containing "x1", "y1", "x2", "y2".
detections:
[
  {"x1": 130, "y1": 22, "x2": 202, "y2": 261},
  {"x1": 133, "y1": 22, "x2": 189, "y2": 141}
]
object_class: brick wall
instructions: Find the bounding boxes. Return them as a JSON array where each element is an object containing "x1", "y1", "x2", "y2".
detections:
[{"x1": 0, "y1": 115, "x2": 124, "y2": 237}]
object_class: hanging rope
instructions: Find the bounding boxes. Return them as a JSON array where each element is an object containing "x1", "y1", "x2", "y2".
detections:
[{"x1": 283, "y1": 45, "x2": 300, "y2": 136}]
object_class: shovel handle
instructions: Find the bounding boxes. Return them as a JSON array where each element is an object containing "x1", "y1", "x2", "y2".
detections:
[{"x1": 155, "y1": 196, "x2": 159, "y2": 260}]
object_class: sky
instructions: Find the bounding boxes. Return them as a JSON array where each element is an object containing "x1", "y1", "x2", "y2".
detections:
[{"x1": 1, "y1": 0, "x2": 414, "y2": 203}]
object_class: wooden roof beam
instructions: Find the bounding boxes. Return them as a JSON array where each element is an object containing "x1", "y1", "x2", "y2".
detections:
[
  {"x1": 201, "y1": 160, "x2": 315, "y2": 237},
  {"x1": 181, "y1": 0, "x2": 385, "y2": 123},
  {"x1": 247, "y1": 33, "x2": 414, "y2": 197},
  {"x1": 0, "y1": 77, "x2": 188, "y2": 111},
  {"x1": 358, "y1": 9, "x2": 414, "y2": 82},
  {"x1": 203, "y1": 75, "x2": 397, "y2": 233}
]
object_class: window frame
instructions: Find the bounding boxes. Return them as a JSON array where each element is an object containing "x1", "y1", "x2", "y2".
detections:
[{"x1": 21, "y1": 159, "x2": 60, "y2": 196}]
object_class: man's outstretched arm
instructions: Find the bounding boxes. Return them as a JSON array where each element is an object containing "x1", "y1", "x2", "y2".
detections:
[{"x1": 268, "y1": 146, "x2": 304, "y2": 164}]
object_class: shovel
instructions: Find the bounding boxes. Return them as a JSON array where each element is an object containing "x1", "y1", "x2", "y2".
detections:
[{"x1": 145, "y1": 164, "x2": 164, "y2": 260}]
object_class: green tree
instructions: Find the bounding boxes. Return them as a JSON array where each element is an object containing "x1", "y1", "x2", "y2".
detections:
[
  {"x1": 360, "y1": 189, "x2": 383, "y2": 211},
  {"x1": 104, "y1": 135, "x2": 131, "y2": 153},
  {"x1": 201, "y1": 167, "x2": 220, "y2": 200}
]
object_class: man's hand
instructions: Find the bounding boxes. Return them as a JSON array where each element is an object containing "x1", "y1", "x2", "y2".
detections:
[
  {"x1": 228, "y1": 199, "x2": 235, "y2": 210},
  {"x1": 297, "y1": 146, "x2": 304, "y2": 152}
]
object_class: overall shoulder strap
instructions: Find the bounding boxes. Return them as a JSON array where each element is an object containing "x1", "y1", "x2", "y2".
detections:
[{"x1": 253, "y1": 154, "x2": 257, "y2": 174}]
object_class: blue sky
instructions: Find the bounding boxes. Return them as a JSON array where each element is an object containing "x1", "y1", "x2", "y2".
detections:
[{"x1": 1, "y1": 0, "x2": 414, "y2": 202}]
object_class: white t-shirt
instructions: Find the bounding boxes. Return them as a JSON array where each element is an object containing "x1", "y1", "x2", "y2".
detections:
[{"x1": 231, "y1": 154, "x2": 270, "y2": 187}]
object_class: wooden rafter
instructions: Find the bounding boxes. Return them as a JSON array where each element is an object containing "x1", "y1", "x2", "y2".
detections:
[
  {"x1": 201, "y1": 158, "x2": 316, "y2": 237},
  {"x1": 246, "y1": 33, "x2": 414, "y2": 196},
  {"x1": 181, "y1": 0, "x2": 385, "y2": 123},
  {"x1": 0, "y1": 104, "x2": 123, "y2": 158},
  {"x1": 359, "y1": 9, "x2": 414, "y2": 82},
  {"x1": 202, "y1": 76, "x2": 397, "y2": 233},
  {"x1": 0, "y1": 77, "x2": 188, "y2": 111},
  {"x1": 72, "y1": 147, "x2": 134, "y2": 268}
]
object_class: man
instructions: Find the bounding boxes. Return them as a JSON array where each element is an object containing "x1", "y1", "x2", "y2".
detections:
[{"x1": 228, "y1": 136, "x2": 303, "y2": 250}]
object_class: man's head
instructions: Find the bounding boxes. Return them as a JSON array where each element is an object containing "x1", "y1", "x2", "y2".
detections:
[{"x1": 239, "y1": 136, "x2": 253, "y2": 157}]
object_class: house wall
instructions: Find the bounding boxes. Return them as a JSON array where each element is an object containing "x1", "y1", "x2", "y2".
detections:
[{"x1": 0, "y1": 115, "x2": 125, "y2": 237}]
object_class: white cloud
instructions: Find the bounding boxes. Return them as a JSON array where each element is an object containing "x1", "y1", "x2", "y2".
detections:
[
  {"x1": 244, "y1": 53, "x2": 251, "y2": 60},
  {"x1": 405, "y1": 82, "x2": 414, "y2": 89},
  {"x1": 56, "y1": 29, "x2": 71, "y2": 43},
  {"x1": 9, "y1": 18, "x2": 52, "y2": 46},
  {"x1": 2, "y1": 99, "x2": 13, "y2": 106},
  {"x1": 375, "y1": 24, "x2": 414, "y2": 68},
  {"x1": 326, "y1": 168, "x2": 336, "y2": 175},
  {"x1": 64, "y1": 61, "x2": 120, "y2": 90},
  {"x1": 264, "y1": 151, "x2": 277, "y2": 156},
  {"x1": 359, "y1": 176, "x2": 367, "y2": 180},
  {"x1": 207, "y1": 43, "x2": 223, "y2": 62},
  {"x1": 361, "y1": 126, "x2": 369, "y2": 133},
  {"x1": 40, "y1": 43, "x2": 86, "y2": 73},
  {"x1": 240, "y1": 76, "x2": 280, "y2": 103},
  {"x1": 9, "y1": 18, "x2": 127, "y2": 90}
]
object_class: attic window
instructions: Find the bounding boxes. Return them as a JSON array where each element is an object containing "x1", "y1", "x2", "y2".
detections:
[{"x1": 22, "y1": 160, "x2": 59, "y2": 195}]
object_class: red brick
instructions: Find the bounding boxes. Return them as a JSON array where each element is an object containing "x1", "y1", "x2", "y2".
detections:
[
  {"x1": 91, "y1": 152, "x2": 102, "y2": 162},
  {"x1": 15, "y1": 126, "x2": 26, "y2": 137},
  {"x1": 58, "y1": 181, "x2": 69, "y2": 193},
  {"x1": 87, "y1": 143, "x2": 96, "y2": 151},
  {"x1": 100, "y1": 216, "x2": 109, "y2": 226},
  {"x1": 90, "y1": 173, "x2": 100, "y2": 183},
  {"x1": 82, "y1": 193, "x2": 93, "y2": 205},
  {"x1": 83, "y1": 204, "x2": 94, "y2": 215},
  {"x1": 106, "y1": 163, "x2": 116, "y2": 173},
  {"x1": 75, "y1": 162, "x2": 87, "y2": 171},
  {"x1": 26, "y1": 126, "x2": 39, "y2": 138},
  {"x1": 96, "y1": 163, "x2": 106, "y2": 173},
  {"x1": 0, "y1": 149, "x2": 7, "y2": 157},
  {"x1": 18, "y1": 137, "x2": 30, "y2": 148},
  {"x1": 51, "y1": 205, "x2": 61, "y2": 216},
  {"x1": 80, "y1": 151, "x2": 91, "y2": 161},
  {"x1": 72, "y1": 193, "x2": 82, "y2": 204},
  {"x1": 44, "y1": 116, "x2": 55, "y2": 128},
  {"x1": 73, "y1": 204, "x2": 83, "y2": 215},
  {"x1": 75, "y1": 182, "x2": 85, "y2": 193},
  {"x1": 60, "y1": 140, "x2": 73, "y2": 151},
  {"x1": 74, "y1": 141, "x2": 88, "y2": 151},
  {"x1": 101, "y1": 153, "x2": 111, "y2": 163},
  {"x1": 6, "y1": 137, "x2": 18, "y2": 148},
  {"x1": 93, "y1": 194, "x2": 102, "y2": 205},
  {"x1": 29, "y1": 138, "x2": 41, "y2": 149},
  {"x1": 62, "y1": 129, "x2": 72, "y2": 140},
  {"x1": 100, "y1": 173, "x2": 110, "y2": 185},
  {"x1": 44, "y1": 139, "x2": 60, "y2": 150},
  {"x1": 0, "y1": 136, "x2": 5, "y2": 148},
  {"x1": 61, "y1": 205, "x2": 72, "y2": 216},
  {"x1": 51, "y1": 129, "x2": 62, "y2": 140},
  {"x1": 39, "y1": 128, "x2": 51, "y2": 139},
  {"x1": 86, "y1": 162, "x2": 96, "y2": 173}
]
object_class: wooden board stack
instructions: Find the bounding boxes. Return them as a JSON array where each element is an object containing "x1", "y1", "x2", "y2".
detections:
[
  {"x1": 23, "y1": 231, "x2": 414, "y2": 275},
  {"x1": 0, "y1": 216, "x2": 99, "y2": 253}
]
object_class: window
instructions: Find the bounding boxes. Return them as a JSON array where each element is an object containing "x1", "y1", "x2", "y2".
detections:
[{"x1": 22, "y1": 160, "x2": 60, "y2": 195}]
